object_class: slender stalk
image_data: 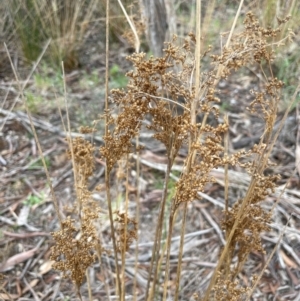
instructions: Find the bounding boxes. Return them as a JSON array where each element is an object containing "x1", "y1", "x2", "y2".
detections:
[
  {"x1": 174, "y1": 202, "x2": 187, "y2": 301},
  {"x1": 194, "y1": 0, "x2": 201, "y2": 122},
  {"x1": 226, "y1": 0, "x2": 244, "y2": 48},
  {"x1": 133, "y1": 137, "x2": 141, "y2": 301},
  {"x1": 146, "y1": 158, "x2": 172, "y2": 301},
  {"x1": 201, "y1": 2, "x2": 246, "y2": 298},
  {"x1": 224, "y1": 114, "x2": 229, "y2": 278},
  {"x1": 214, "y1": 0, "x2": 244, "y2": 86},
  {"x1": 117, "y1": 0, "x2": 140, "y2": 53},
  {"x1": 224, "y1": 115, "x2": 229, "y2": 218},
  {"x1": 105, "y1": 0, "x2": 121, "y2": 298},
  {"x1": 121, "y1": 155, "x2": 130, "y2": 301},
  {"x1": 3, "y1": 42, "x2": 62, "y2": 226},
  {"x1": 86, "y1": 268, "x2": 92, "y2": 301},
  {"x1": 163, "y1": 0, "x2": 202, "y2": 299},
  {"x1": 202, "y1": 178, "x2": 258, "y2": 301},
  {"x1": 162, "y1": 206, "x2": 176, "y2": 300},
  {"x1": 61, "y1": 61, "x2": 81, "y2": 213},
  {"x1": 105, "y1": 177, "x2": 122, "y2": 298}
]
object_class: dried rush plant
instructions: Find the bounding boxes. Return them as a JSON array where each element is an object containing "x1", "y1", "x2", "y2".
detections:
[{"x1": 50, "y1": 12, "x2": 296, "y2": 301}]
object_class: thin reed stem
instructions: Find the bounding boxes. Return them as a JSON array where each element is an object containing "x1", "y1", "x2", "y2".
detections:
[
  {"x1": 86, "y1": 268, "x2": 92, "y2": 301},
  {"x1": 174, "y1": 202, "x2": 188, "y2": 301},
  {"x1": 162, "y1": 208, "x2": 176, "y2": 300},
  {"x1": 121, "y1": 155, "x2": 130, "y2": 301},
  {"x1": 146, "y1": 158, "x2": 172, "y2": 301},
  {"x1": 61, "y1": 62, "x2": 80, "y2": 212},
  {"x1": 105, "y1": 177, "x2": 122, "y2": 298},
  {"x1": 133, "y1": 137, "x2": 141, "y2": 301},
  {"x1": 202, "y1": 177, "x2": 258, "y2": 301},
  {"x1": 163, "y1": 1, "x2": 203, "y2": 297},
  {"x1": 214, "y1": 0, "x2": 244, "y2": 86},
  {"x1": 117, "y1": 0, "x2": 140, "y2": 53},
  {"x1": 105, "y1": 0, "x2": 121, "y2": 298},
  {"x1": 224, "y1": 115, "x2": 229, "y2": 231},
  {"x1": 4, "y1": 42, "x2": 63, "y2": 225}
]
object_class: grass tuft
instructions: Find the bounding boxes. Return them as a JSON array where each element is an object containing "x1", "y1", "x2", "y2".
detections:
[{"x1": 6, "y1": 0, "x2": 99, "y2": 70}]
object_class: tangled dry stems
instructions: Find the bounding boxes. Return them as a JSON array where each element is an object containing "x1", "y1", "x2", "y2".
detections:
[{"x1": 50, "y1": 12, "x2": 295, "y2": 300}]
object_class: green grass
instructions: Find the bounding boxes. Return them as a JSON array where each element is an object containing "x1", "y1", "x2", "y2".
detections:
[
  {"x1": 79, "y1": 70, "x2": 101, "y2": 89},
  {"x1": 33, "y1": 66, "x2": 64, "y2": 92},
  {"x1": 23, "y1": 193, "x2": 45, "y2": 207},
  {"x1": 110, "y1": 64, "x2": 128, "y2": 88},
  {"x1": 28, "y1": 157, "x2": 51, "y2": 170},
  {"x1": 25, "y1": 92, "x2": 44, "y2": 113}
]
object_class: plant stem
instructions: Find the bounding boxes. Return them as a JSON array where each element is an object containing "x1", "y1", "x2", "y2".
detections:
[
  {"x1": 202, "y1": 177, "x2": 258, "y2": 301},
  {"x1": 121, "y1": 155, "x2": 130, "y2": 301},
  {"x1": 146, "y1": 158, "x2": 172, "y2": 301},
  {"x1": 174, "y1": 202, "x2": 187, "y2": 301},
  {"x1": 105, "y1": 0, "x2": 121, "y2": 298},
  {"x1": 133, "y1": 137, "x2": 141, "y2": 301}
]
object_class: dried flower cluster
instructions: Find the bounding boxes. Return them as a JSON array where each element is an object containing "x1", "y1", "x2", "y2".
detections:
[
  {"x1": 50, "y1": 129, "x2": 101, "y2": 290},
  {"x1": 211, "y1": 12, "x2": 294, "y2": 78},
  {"x1": 115, "y1": 211, "x2": 138, "y2": 252},
  {"x1": 213, "y1": 272, "x2": 250, "y2": 301},
  {"x1": 100, "y1": 41, "x2": 196, "y2": 171}
]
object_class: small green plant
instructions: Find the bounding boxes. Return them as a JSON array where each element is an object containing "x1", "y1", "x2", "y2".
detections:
[
  {"x1": 154, "y1": 173, "x2": 177, "y2": 200},
  {"x1": 109, "y1": 64, "x2": 128, "y2": 88},
  {"x1": 33, "y1": 66, "x2": 64, "y2": 92},
  {"x1": 24, "y1": 64, "x2": 64, "y2": 113},
  {"x1": 219, "y1": 101, "x2": 230, "y2": 113},
  {"x1": 23, "y1": 193, "x2": 44, "y2": 206},
  {"x1": 277, "y1": 54, "x2": 300, "y2": 85},
  {"x1": 28, "y1": 157, "x2": 51, "y2": 169},
  {"x1": 79, "y1": 70, "x2": 101, "y2": 89},
  {"x1": 25, "y1": 92, "x2": 44, "y2": 113}
]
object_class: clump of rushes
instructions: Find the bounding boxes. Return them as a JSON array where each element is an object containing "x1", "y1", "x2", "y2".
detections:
[{"x1": 50, "y1": 11, "x2": 295, "y2": 301}]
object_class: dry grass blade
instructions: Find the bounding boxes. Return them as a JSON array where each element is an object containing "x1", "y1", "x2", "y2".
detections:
[
  {"x1": 3, "y1": 42, "x2": 62, "y2": 225},
  {"x1": 117, "y1": 0, "x2": 140, "y2": 53},
  {"x1": 172, "y1": 1, "x2": 202, "y2": 299},
  {"x1": 104, "y1": 0, "x2": 121, "y2": 298},
  {"x1": 1, "y1": 39, "x2": 51, "y2": 132}
]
